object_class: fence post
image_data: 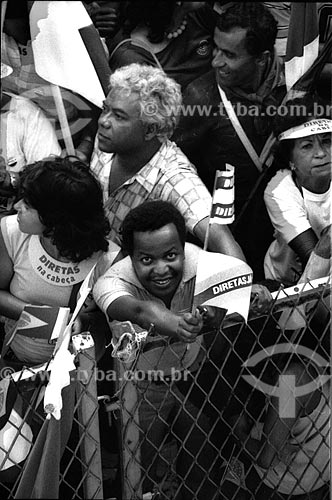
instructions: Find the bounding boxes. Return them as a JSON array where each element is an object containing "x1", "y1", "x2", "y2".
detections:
[
  {"x1": 75, "y1": 334, "x2": 104, "y2": 499},
  {"x1": 116, "y1": 359, "x2": 142, "y2": 500}
]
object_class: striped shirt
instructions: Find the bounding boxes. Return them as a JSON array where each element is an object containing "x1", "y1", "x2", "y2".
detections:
[{"x1": 90, "y1": 139, "x2": 212, "y2": 245}]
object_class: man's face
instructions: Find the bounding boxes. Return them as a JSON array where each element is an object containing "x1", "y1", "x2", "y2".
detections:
[
  {"x1": 97, "y1": 90, "x2": 146, "y2": 154},
  {"x1": 131, "y1": 223, "x2": 184, "y2": 305},
  {"x1": 212, "y1": 27, "x2": 259, "y2": 89}
]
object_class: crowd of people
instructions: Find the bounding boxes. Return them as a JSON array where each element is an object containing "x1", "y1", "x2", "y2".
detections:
[{"x1": 0, "y1": 1, "x2": 331, "y2": 499}]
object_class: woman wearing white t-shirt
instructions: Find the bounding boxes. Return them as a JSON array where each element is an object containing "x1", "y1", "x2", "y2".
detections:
[
  {"x1": 0, "y1": 157, "x2": 118, "y2": 365},
  {"x1": 264, "y1": 100, "x2": 331, "y2": 286}
]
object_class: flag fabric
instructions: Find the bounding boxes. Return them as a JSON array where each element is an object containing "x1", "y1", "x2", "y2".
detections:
[
  {"x1": 14, "y1": 383, "x2": 76, "y2": 499},
  {"x1": 285, "y1": 3, "x2": 319, "y2": 91},
  {"x1": 210, "y1": 166, "x2": 235, "y2": 225},
  {"x1": 29, "y1": 1, "x2": 111, "y2": 108},
  {"x1": 0, "y1": 377, "x2": 33, "y2": 472},
  {"x1": 5, "y1": 305, "x2": 70, "y2": 347},
  {"x1": 43, "y1": 349, "x2": 76, "y2": 420},
  {"x1": 193, "y1": 251, "x2": 253, "y2": 322},
  {"x1": 291, "y1": 31, "x2": 332, "y2": 94},
  {"x1": 42, "y1": 266, "x2": 97, "y2": 421}
]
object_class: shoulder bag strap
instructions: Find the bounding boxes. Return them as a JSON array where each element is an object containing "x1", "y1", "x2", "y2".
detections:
[{"x1": 218, "y1": 84, "x2": 265, "y2": 172}]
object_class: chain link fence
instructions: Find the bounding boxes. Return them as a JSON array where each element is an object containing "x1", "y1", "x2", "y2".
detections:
[
  {"x1": 110, "y1": 277, "x2": 330, "y2": 500},
  {"x1": 0, "y1": 338, "x2": 103, "y2": 499},
  {"x1": 0, "y1": 278, "x2": 329, "y2": 500}
]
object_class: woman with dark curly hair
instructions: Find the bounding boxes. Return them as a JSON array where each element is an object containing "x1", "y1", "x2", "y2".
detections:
[
  {"x1": 0, "y1": 156, "x2": 119, "y2": 364},
  {"x1": 264, "y1": 97, "x2": 331, "y2": 286}
]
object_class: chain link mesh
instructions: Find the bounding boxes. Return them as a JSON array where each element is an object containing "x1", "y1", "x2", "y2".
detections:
[
  {"x1": 112, "y1": 279, "x2": 330, "y2": 500},
  {"x1": 0, "y1": 280, "x2": 329, "y2": 499},
  {"x1": 0, "y1": 345, "x2": 103, "y2": 499}
]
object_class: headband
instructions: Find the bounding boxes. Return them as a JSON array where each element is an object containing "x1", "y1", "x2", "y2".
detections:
[{"x1": 278, "y1": 119, "x2": 332, "y2": 141}]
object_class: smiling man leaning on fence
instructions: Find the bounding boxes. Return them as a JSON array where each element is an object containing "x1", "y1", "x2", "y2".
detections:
[{"x1": 93, "y1": 200, "x2": 227, "y2": 499}]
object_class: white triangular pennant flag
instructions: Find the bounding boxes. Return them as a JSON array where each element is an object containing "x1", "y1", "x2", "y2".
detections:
[{"x1": 16, "y1": 311, "x2": 48, "y2": 330}]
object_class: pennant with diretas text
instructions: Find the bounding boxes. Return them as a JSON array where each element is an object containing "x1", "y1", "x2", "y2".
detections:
[
  {"x1": 210, "y1": 166, "x2": 235, "y2": 225},
  {"x1": 193, "y1": 251, "x2": 253, "y2": 322}
]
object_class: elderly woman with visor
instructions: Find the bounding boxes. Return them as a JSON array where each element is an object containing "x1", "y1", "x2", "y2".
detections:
[{"x1": 263, "y1": 98, "x2": 331, "y2": 286}]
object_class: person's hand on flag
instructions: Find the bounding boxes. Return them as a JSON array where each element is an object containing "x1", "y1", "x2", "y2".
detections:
[
  {"x1": 85, "y1": 1, "x2": 120, "y2": 39},
  {"x1": 175, "y1": 312, "x2": 204, "y2": 343},
  {"x1": 249, "y1": 284, "x2": 272, "y2": 316},
  {"x1": 196, "y1": 305, "x2": 227, "y2": 333}
]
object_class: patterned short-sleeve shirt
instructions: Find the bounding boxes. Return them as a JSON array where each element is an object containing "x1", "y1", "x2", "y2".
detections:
[{"x1": 90, "y1": 139, "x2": 212, "y2": 245}]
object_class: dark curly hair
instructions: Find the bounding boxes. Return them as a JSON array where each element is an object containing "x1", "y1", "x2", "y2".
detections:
[
  {"x1": 272, "y1": 95, "x2": 332, "y2": 170},
  {"x1": 216, "y1": 2, "x2": 277, "y2": 56},
  {"x1": 121, "y1": 200, "x2": 186, "y2": 255},
  {"x1": 18, "y1": 157, "x2": 110, "y2": 262}
]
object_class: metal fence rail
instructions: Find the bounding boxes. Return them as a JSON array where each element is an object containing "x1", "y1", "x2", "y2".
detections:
[{"x1": 112, "y1": 277, "x2": 331, "y2": 500}]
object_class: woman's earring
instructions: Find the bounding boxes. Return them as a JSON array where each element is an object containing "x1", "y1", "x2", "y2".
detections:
[{"x1": 289, "y1": 161, "x2": 295, "y2": 171}]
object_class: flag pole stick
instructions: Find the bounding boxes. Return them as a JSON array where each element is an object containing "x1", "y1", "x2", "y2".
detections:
[
  {"x1": 1, "y1": 1, "x2": 8, "y2": 162},
  {"x1": 50, "y1": 84, "x2": 75, "y2": 156},
  {"x1": 0, "y1": 1, "x2": 7, "y2": 36},
  {"x1": 192, "y1": 170, "x2": 219, "y2": 314},
  {"x1": 203, "y1": 169, "x2": 220, "y2": 251}
]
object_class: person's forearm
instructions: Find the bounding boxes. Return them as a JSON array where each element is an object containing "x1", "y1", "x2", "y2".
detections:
[
  {"x1": 289, "y1": 228, "x2": 318, "y2": 265},
  {"x1": 136, "y1": 304, "x2": 182, "y2": 338},
  {"x1": 194, "y1": 219, "x2": 246, "y2": 260},
  {"x1": 108, "y1": 299, "x2": 180, "y2": 338},
  {"x1": 0, "y1": 291, "x2": 27, "y2": 320},
  {"x1": 208, "y1": 224, "x2": 246, "y2": 260}
]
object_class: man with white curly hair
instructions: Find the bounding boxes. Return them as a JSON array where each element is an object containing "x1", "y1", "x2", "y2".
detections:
[{"x1": 90, "y1": 63, "x2": 245, "y2": 258}]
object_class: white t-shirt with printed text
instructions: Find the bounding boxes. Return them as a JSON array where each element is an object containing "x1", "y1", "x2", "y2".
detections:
[{"x1": 264, "y1": 169, "x2": 330, "y2": 285}]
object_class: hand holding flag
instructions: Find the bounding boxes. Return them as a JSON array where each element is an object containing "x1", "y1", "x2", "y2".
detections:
[{"x1": 195, "y1": 166, "x2": 252, "y2": 322}]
